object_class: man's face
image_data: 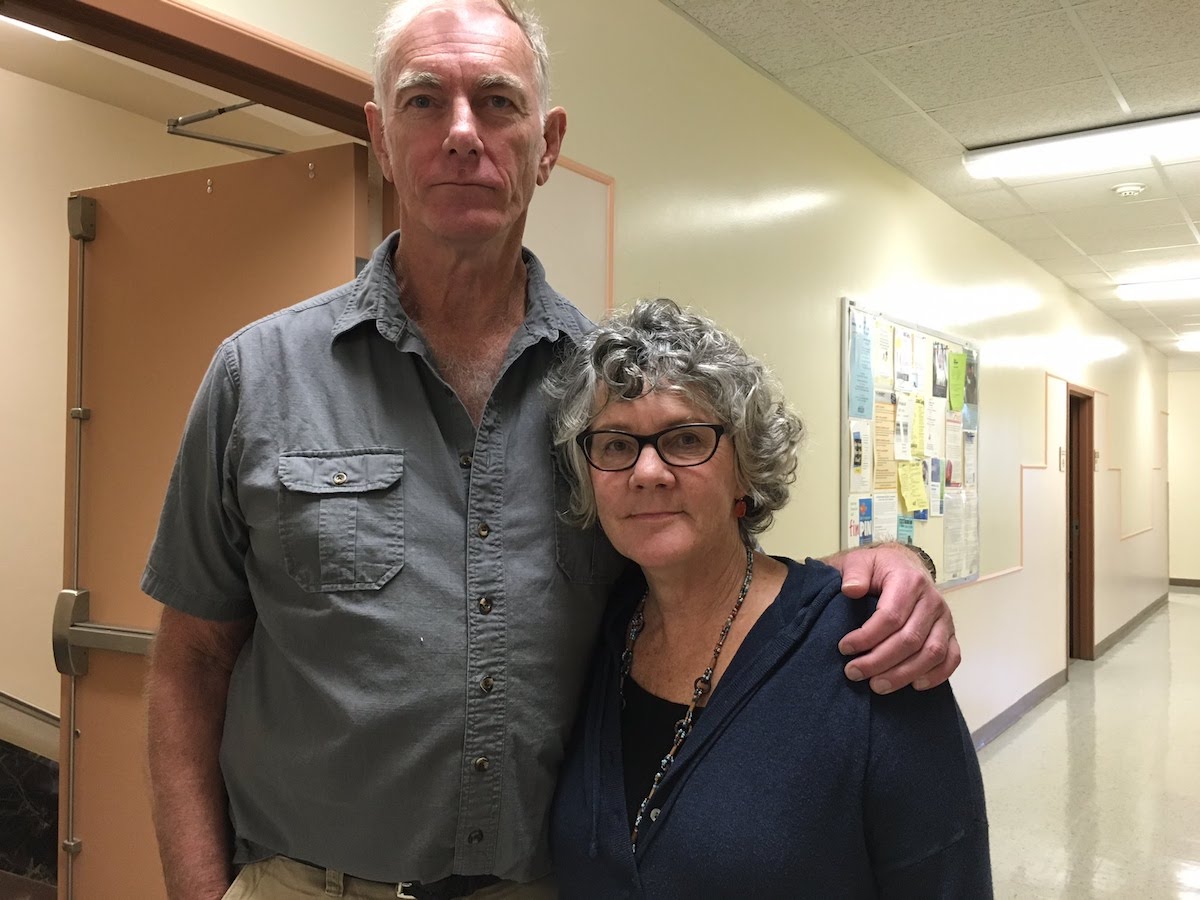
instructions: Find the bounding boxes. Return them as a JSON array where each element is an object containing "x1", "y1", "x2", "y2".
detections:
[{"x1": 365, "y1": 1, "x2": 566, "y2": 249}]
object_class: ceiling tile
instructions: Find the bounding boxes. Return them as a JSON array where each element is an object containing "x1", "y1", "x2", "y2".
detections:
[
  {"x1": 1182, "y1": 197, "x2": 1200, "y2": 221},
  {"x1": 1010, "y1": 167, "x2": 1168, "y2": 211},
  {"x1": 928, "y1": 78, "x2": 1127, "y2": 148},
  {"x1": 847, "y1": 114, "x2": 964, "y2": 164},
  {"x1": 1038, "y1": 256, "x2": 1103, "y2": 276},
  {"x1": 986, "y1": 214, "x2": 1061, "y2": 241},
  {"x1": 1114, "y1": 58, "x2": 1200, "y2": 118},
  {"x1": 1073, "y1": 0, "x2": 1200, "y2": 73},
  {"x1": 677, "y1": 0, "x2": 850, "y2": 73},
  {"x1": 1010, "y1": 234, "x2": 1081, "y2": 259},
  {"x1": 904, "y1": 156, "x2": 998, "y2": 196},
  {"x1": 1062, "y1": 272, "x2": 1118, "y2": 291},
  {"x1": 1048, "y1": 198, "x2": 1189, "y2": 234},
  {"x1": 866, "y1": 12, "x2": 1100, "y2": 109},
  {"x1": 1164, "y1": 162, "x2": 1200, "y2": 198},
  {"x1": 943, "y1": 189, "x2": 1031, "y2": 220},
  {"x1": 1070, "y1": 224, "x2": 1198, "y2": 255},
  {"x1": 778, "y1": 57, "x2": 912, "y2": 124},
  {"x1": 801, "y1": 0, "x2": 1059, "y2": 54},
  {"x1": 1090, "y1": 246, "x2": 1200, "y2": 280}
]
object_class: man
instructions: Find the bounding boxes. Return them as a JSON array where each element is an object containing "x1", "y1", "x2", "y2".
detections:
[{"x1": 144, "y1": 1, "x2": 960, "y2": 898}]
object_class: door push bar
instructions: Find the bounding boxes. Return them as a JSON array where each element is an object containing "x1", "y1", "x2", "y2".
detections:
[{"x1": 52, "y1": 589, "x2": 155, "y2": 677}]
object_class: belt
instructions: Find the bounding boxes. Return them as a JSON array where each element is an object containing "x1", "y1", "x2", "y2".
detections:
[
  {"x1": 291, "y1": 857, "x2": 501, "y2": 899},
  {"x1": 395, "y1": 874, "x2": 502, "y2": 900}
]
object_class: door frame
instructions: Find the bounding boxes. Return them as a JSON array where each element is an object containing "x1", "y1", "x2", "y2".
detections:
[
  {"x1": 1067, "y1": 386, "x2": 1096, "y2": 661},
  {"x1": 2, "y1": 0, "x2": 371, "y2": 139}
]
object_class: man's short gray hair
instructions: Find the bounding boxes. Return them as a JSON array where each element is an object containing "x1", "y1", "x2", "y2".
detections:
[
  {"x1": 544, "y1": 299, "x2": 805, "y2": 547},
  {"x1": 372, "y1": 0, "x2": 552, "y2": 117}
]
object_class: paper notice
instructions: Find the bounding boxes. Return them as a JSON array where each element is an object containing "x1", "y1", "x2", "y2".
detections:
[
  {"x1": 926, "y1": 458, "x2": 944, "y2": 517},
  {"x1": 945, "y1": 410, "x2": 963, "y2": 487},
  {"x1": 873, "y1": 395, "x2": 898, "y2": 491},
  {"x1": 964, "y1": 430, "x2": 978, "y2": 487},
  {"x1": 873, "y1": 491, "x2": 899, "y2": 543},
  {"x1": 894, "y1": 328, "x2": 916, "y2": 393},
  {"x1": 943, "y1": 488, "x2": 966, "y2": 581},
  {"x1": 924, "y1": 396, "x2": 946, "y2": 458},
  {"x1": 872, "y1": 320, "x2": 894, "y2": 389},
  {"x1": 948, "y1": 351, "x2": 967, "y2": 411},
  {"x1": 849, "y1": 495, "x2": 873, "y2": 546},
  {"x1": 849, "y1": 310, "x2": 873, "y2": 419},
  {"x1": 911, "y1": 395, "x2": 926, "y2": 458},
  {"x1": 894, "y1": 392, "x2": 913, "y2": 462},
  {"x1": 897, "y1": 460, "x2": 930, "y2": 513},
  {"x1": 898, "y1": 515, "x2": 915, "y2": 545},
  {"x1": 849, "y1": 418, "x2": 873, "y2": 494},
  {"x1": 964, "y1": 489, "x2": 980, "y2": 576}
]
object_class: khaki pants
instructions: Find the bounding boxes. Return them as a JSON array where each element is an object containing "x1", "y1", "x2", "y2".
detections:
[{"x1": 221, "y1": 856, "x2": 558, "y2": 900}]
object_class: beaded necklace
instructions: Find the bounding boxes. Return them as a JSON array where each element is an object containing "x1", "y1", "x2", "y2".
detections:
[{"x1": 620, "y1": 545, "x2": 755, "y2": 850}]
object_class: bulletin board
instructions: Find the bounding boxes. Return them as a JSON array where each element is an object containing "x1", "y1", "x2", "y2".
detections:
[{"x1": 840, "y1": 300, "x2": 980, "y2": 587}]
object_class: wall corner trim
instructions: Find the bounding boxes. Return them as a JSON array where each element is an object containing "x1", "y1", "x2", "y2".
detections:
[
  {"x1": 971, "y1": 669, "x2": 1067, "y2": 752},
  {"x1": 1094, "y1": 592, "x2": 1169, "y2": 659}
]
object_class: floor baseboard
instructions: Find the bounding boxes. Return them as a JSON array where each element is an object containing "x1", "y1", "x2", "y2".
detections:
[
  {"x1": 971, "y1": 669, "x2": 1067, "y2": 752},
  {"x1": 1094, "y1": 593, "x2": 1169, "y2": 660}
]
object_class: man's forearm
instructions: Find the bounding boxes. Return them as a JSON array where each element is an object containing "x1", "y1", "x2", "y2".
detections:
[{"x1": 146, "y1": 653, "x2": 236, "y2": 900}]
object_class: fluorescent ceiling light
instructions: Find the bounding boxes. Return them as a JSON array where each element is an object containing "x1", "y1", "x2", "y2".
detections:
[
  {"x1": 1178, "y1": 333, "x2": 1200, "y2": 353},
  {"x1": 0, "y1": 13, "x2": 70, "y2": 41},
  {"x1": 962, "y1": 111, "x2": 1200, "y2": 180},
  {"x1": 1116, "y1": 278, "x2": 1200, "y2": 302}
]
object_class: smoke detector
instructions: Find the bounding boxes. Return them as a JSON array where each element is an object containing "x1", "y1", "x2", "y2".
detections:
[{"x1": 1111, "y1": 182, "x2": 1147, "y2": 198}]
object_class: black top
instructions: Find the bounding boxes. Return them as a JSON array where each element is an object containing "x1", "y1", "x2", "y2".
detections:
[{"x1": 620, "y1": 678, "x2": 702, "y2": 832}]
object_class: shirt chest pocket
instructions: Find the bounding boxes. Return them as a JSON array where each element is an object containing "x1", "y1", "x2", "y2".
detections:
[{"x1": 277, "y1": 449, "x2": 405, "y2": 593}]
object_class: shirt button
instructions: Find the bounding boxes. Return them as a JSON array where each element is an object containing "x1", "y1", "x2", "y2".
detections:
[
  {"x1": 480, "y1": 676, "x2": 495, "y2": 693},
  {"x1": 459, "y1": 452, "x2": 472, "y2": 468},
  {"x1": 477, "y1": 596, "x2": 493, "y2": 614},
  {"x1": 477, "y1": 523, "x2": 491, "y2": 538},
  {"x1": 331, "y1": 472, "x2": 348, "y2": 486},
  {"x1": 473, "y1": 756, "x2": 490, "y2": 772},
  {"x1": 467, "y1": 829, "x2": 484, "y2": 845}
]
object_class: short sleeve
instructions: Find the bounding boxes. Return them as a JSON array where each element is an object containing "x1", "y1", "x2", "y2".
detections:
[
  {"x1": 865, "y1": 683, "x2": 993, "y2": 898},
  {"x1": 141, "y1": 342, "x2": 254, "y2": 620}
]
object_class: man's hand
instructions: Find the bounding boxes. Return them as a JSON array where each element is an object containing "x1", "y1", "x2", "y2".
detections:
[{"x1": 823, "y1": 543, "x2": 960, "y2": 694}]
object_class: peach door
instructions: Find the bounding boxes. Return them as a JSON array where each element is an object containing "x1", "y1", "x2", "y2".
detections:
[{"x1": 56, "y1": 143, "x2": 370, "y2": 900}]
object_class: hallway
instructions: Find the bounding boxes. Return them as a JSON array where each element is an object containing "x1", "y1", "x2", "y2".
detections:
[{"x1": 979, "y1": 590, "x2": 1200, "y2": 899}]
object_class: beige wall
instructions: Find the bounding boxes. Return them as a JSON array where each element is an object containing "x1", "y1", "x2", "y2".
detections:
[
  {"x1": 1169, "y1": 371, "x2": 1200, "y2": 580},
  {"x1": 0, "y1": 67, "x2": 247, "y2": 716},
  {"x1": 140, "y1": 1, "x2": 1172, "y2": 732}
]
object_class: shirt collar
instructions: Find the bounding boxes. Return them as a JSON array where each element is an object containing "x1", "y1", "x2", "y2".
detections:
[{"x1": 331, "y1": 230, "x2": 590, "y2": 348}]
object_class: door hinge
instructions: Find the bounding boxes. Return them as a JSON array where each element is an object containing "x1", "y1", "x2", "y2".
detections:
[
  {"x1": 67, "y1": 195, "x2": 97, "y2": 242},
  {"x1": 69, "y1": 408, "x2": 91, "y2": 420}
]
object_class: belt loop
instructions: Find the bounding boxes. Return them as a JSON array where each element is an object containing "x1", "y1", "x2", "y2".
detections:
[
  {"x1": 324, "y1": 869, "x2": 345, "y2": 896},
  {"x1": 397, "y1": 882, "x2": 417, "y2": 899}
]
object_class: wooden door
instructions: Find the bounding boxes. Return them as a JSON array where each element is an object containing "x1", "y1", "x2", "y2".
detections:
[{"x1": 57, "y1": 142, "x2": 370, "y2": 900}]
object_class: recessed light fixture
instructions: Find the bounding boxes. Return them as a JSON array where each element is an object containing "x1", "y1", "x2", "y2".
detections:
[
  {"x1": 1111, "y1": 182, "x2": 1147, "y2": 198},
  {"x1": 1116, "y1": 278, "x2": 1200, "y2": 302},
  {"x1": 962, "y1": 111, "x2": 1200, "y2": 180},
  {"x1": 1178, "y1": 333, "x2": 1200, "y2": 352},
  {"x1": 0, "y1": 13, "x2": 70, "y2": 41}
]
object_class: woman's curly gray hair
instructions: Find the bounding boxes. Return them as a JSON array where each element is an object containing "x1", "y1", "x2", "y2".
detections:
[{"x1": 544, "y1": 298, "x2": 805, "y2": 547}]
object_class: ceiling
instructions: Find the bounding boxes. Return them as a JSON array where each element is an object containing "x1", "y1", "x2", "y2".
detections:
[{"x1": 664, "y1": 0, "x2": 1200, "y2": 370}]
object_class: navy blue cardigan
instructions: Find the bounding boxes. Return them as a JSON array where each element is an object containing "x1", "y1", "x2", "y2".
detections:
[{"x1": 550, "y1": 558, "x2": 991, "y2": 899}]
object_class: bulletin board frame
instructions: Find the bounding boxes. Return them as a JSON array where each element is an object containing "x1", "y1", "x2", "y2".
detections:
[{"x1": 839, "y1": 299, "x2": 981, "y2": 589}]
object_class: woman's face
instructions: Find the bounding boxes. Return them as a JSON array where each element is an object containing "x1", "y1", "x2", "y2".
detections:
[{"x1": 586, "y1": 389, "x2": 746, "y2": 575}]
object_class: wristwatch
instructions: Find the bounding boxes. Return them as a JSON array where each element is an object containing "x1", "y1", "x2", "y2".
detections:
[{"x1": 901, "y1": 543, "x2": 937, "y2": 582}]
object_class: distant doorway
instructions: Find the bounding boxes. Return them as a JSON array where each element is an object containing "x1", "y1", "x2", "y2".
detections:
[{"x1": 1068, "y1": 389, "x2": 1095, "y2": 660}]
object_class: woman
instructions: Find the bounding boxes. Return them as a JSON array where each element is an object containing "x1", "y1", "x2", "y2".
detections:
[{"x1": 545, "y1": 299, "x2": 991, "y2": 898}]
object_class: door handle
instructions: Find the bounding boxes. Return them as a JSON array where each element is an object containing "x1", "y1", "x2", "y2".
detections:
[{"x1": 52, "y1": 589, "x2": 155, "y2": 676}]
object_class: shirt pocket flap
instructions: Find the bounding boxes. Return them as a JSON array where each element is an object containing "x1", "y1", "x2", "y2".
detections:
[{"x1": 278, "y1": 449, "x2": 405, "y2": 494}]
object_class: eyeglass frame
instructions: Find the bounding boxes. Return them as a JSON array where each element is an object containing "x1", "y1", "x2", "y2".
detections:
[{"x1": 575, "y1": 423, "x2": 728, "y2": 472}]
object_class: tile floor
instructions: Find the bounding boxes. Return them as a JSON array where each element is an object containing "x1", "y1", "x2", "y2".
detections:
[{"x1": 978, "y1": 590, "x2": 1200, "y2": 899}]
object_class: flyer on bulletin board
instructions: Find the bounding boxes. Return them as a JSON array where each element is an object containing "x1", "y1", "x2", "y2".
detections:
[{"x1": 848, "y1": 310, "x2": 874, "y2": 419}]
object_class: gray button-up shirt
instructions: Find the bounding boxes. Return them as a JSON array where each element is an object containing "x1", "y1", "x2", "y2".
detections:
[{"x1": 142, "y1": 233, "x2": 626, "y2": 883}]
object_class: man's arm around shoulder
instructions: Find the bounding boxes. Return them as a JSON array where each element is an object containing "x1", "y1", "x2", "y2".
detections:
[{"x1": 147, "y1": 606, "x2": 253, "y2": 900}]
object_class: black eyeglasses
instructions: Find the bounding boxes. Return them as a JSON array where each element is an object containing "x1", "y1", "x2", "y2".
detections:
[{"x1": 576, "y1": 424, "x2": 726, "y2": 472}]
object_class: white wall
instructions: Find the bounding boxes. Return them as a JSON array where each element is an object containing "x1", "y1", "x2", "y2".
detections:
[
  {"x1": 0, "y1": 67, "x2": 247, "y2": 716},
  {"x1": 1168, "y1": 371, "x2": 1200, "y2": 580},
  {"x1": 175, "y1": 0, "x2": 1170, "y2": 732}
]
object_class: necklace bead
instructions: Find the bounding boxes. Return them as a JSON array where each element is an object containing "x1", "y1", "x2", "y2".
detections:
[{"x1": 620, "y1": 546, "x2": 755, "y2": 851}]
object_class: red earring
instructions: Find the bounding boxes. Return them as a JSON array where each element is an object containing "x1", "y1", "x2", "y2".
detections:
[{"x1": 734, "y1": 497, "x2": 748, "y2": 519}]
